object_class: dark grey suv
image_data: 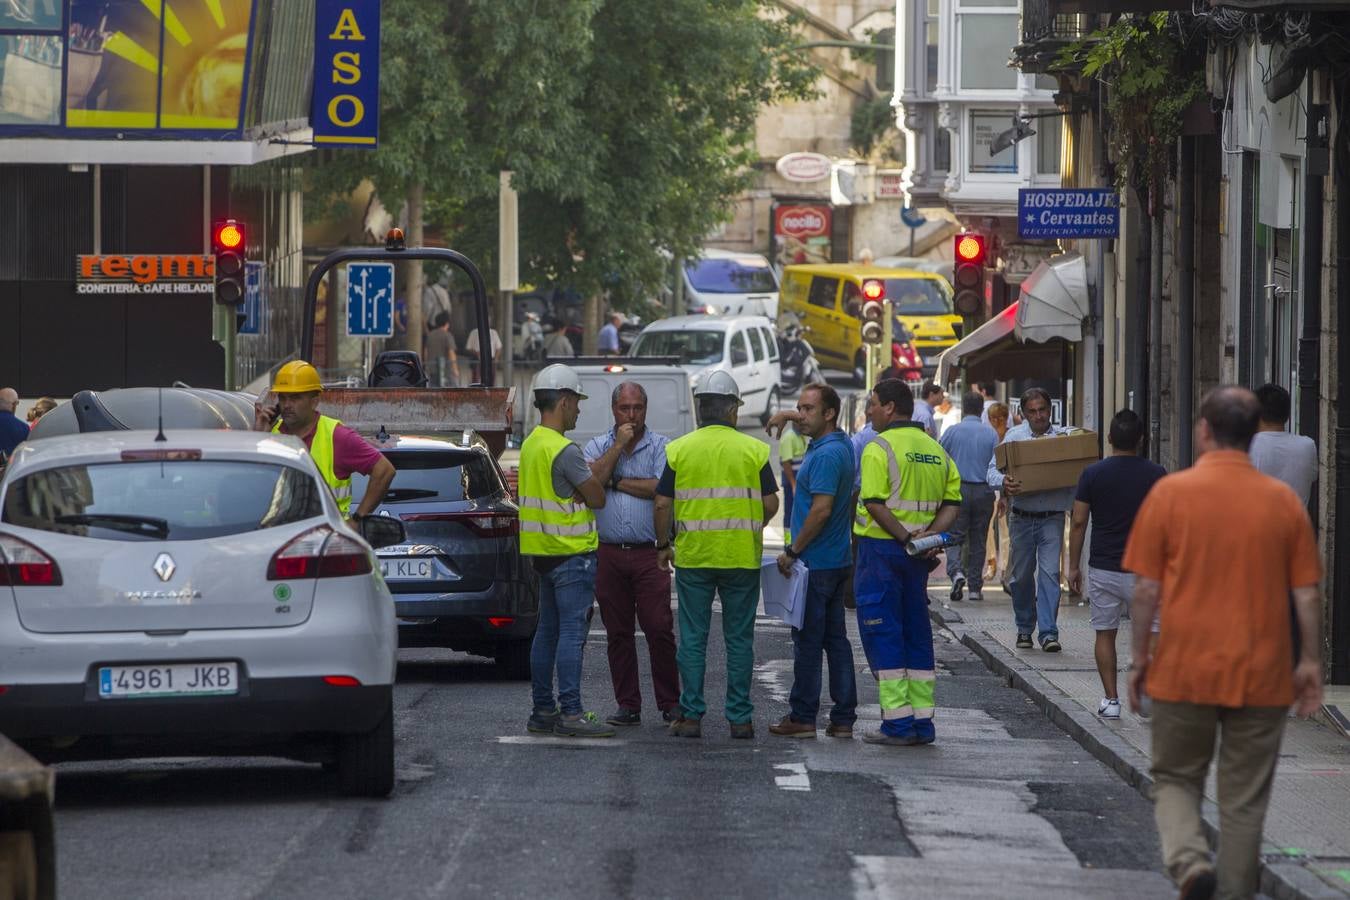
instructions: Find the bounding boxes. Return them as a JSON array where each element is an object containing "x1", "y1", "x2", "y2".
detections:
[{"x1": 351, "y1": 432, "x2": 538, "y2": 677}]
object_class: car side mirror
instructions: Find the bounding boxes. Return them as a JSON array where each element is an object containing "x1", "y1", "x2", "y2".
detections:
[{"x1": 360, "y1": 515, "x2": 406, "y2": 550}]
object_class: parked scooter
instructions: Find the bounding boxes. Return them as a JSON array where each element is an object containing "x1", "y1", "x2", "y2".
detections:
[{"x1": 778, "y1": 319, "x2": 824, "y2": 393}]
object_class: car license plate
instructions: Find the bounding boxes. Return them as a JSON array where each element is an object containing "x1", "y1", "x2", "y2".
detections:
[
  {"x1": 381, "y1": 558, "x2": 435, "y2": 581},
  {"x1": 97, "y1": 662, "x2": 239, "y2": 699}
]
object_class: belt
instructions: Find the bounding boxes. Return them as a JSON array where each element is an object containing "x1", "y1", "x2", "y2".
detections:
[
  {"x1": 960, "y1": 480, "x2": 988, "y2": 485},
  {"x1": 1010, "y1": 508, "x2": 1065, "y2": 519},
  {"x1": 600, "y1": 541, "x2": 657, "y2": 551}
]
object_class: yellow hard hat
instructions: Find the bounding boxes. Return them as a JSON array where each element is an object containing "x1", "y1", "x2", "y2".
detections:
[{"x1": 271, "y1": 360, "x2": 323, "y2": 394}]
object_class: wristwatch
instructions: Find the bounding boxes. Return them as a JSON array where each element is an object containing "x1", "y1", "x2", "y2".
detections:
[
  {"x1": 784, "y1": 546, "x2": 800, "y2": 560},
  {"x1": 656, "y1": 541, "x2": 671, "y2": 551}
]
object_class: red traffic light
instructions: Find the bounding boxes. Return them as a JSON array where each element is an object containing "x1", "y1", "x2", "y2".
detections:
[
  {"x1": 955, "y1": 233, "x2": 986, "y2": 264},
  {"x1": 861, "y1": 279, "x2": 885, "y2": 301},
  {"x1": 213, "y1": 219, "x2": 245, "y2": 251}
]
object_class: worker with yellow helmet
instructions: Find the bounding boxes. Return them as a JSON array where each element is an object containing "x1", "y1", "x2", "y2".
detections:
[{"x1": 253, "y1": 360, "x2": 395, "y2": 518}]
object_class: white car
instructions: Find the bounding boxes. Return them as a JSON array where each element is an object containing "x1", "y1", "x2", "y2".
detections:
[
  {"x1": 0, "y1": 429, "x2": 403, "y2": 796},
  {"x1": 629, "y1": 315, "x2": 782, "y2": 426}
]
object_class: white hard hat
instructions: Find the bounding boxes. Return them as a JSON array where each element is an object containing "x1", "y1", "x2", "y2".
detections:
[
  {"x1": 694, "y1": 369, "x2": 741, "y2": 401},
  {"x1": 533, "y1": 363, "x2": 588, "y2": 399}
]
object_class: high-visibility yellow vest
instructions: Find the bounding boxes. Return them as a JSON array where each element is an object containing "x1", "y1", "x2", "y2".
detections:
[
  {"x1": 518, "y1": 425, "x2": 598, "y2": 556},
  {"x1": 854, "y1": 422, "x2": 961, "y2": 540},
  {"x1": 665, "y1": 424, "x2": 769, "y2": 570},
  {"x1": 275, "y1": 414, "x2": 352, "y2": 516}
]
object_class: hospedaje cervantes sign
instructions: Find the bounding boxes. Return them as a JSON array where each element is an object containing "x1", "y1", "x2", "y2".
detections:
[
  {"x1": 75, "y1": 254, "x2": 216, "y2": 294},
  {"x1": 1017, "y1": 189, "x2": 1121, "y2": 239},
  {"x1": 312, "y1": 0, "x2": 382, "y2": 148}
]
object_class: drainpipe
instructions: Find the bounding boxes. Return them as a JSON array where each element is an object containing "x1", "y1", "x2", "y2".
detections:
[
  {"x1": 1332, "y1": 82, "x2": 1350, "y2": 683},
  {"x1": 1178, "y1": 138, "x2": 1195, "y2": 465},
  {"x1": 1300, "y1": 103, "x2": 1326, "y2": 525},
  {"x1": 1149, "y1": 186, "x2": 1164, "y2": 463},
  {"x1": 1134, "y1": 184, "x2": 1152, "y2": 431}
]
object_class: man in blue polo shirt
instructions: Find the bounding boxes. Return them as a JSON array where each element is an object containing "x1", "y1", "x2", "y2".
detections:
[
  {"x1": 770, "y1": 383, "x2": 858, "y2": 739},
  {"x1": 0, "y1": 388, "x2": 30, "y2": 465}
]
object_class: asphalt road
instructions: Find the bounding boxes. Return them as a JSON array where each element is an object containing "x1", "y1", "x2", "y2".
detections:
[{"x1": 52, "y1": 603, "x2": 1176, "y2": 899}]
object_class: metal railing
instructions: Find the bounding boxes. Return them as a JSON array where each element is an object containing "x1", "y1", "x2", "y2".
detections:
[{"x1": 1021, "y1": 0, "x2": 1094, "y2": 44}]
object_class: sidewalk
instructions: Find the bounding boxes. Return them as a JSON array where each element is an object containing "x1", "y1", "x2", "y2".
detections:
[{"x1": 929, "y1": 578, "x2": 1350, "y2": 900}]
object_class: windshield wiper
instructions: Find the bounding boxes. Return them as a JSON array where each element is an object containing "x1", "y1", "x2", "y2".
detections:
[{"x1": 54, "y1": 513, "x2": 170, "y2": 538}]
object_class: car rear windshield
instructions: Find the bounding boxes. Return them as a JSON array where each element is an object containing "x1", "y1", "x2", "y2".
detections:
[
  {"x1": 1, "y1": 461, "x2": 324, "y2": 542},
  {"x1": 684, "y1": 258, "x2": 778, "y2": 294},
  {"x1": 631, "y1": 330, "x2": 724, "y2": 365},
  {"x1": 351, "y1": 450, "x2": 502, "y2": 503},
  {"x1": 886, "y1": 279, "x2": 954, "y2": 316}
]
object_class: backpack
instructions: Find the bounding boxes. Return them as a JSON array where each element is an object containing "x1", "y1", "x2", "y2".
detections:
[{"x1": 367, "y1": 351, "x2": 429, "y2": 388}]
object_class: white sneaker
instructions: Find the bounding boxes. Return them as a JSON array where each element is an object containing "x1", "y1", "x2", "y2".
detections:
[
  {"x1": 949, "y1": 573, "x2": 966, "y2": 603},
  {"x1": 1098, "y1": 698, "x2": 1121, "y2": 719}
]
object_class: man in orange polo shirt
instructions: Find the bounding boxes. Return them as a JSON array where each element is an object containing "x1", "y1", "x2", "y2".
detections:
[{"x1": 1123, "y1": 386, "x2": 1324, "y2": 900}]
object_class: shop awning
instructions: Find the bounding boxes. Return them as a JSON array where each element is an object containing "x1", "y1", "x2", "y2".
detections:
[{"x1": 935, "y1": 252, "x2": 1089, "y2": 385}]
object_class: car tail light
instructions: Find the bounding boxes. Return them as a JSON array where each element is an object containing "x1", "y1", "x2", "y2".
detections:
[
  {"x1": 399, "y1": 511, "x2": 518, "y2": 538},
  {"x1": 0, "y1": 533, "x2": 62, "y2": 586},
  {"x1": 322, "y1": 675, "x2": 362, "y2": 687},
  {"x1": 488, "y1": 617, "x2": 515, "y2": 628},
  {"x1": 267, "y1": 526, "x2": 372, "y2": 580}
]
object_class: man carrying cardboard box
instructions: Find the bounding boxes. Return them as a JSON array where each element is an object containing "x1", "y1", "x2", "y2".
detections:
[{"x1": 986, "y1": 388, "x2": 1075, "y2": 652}]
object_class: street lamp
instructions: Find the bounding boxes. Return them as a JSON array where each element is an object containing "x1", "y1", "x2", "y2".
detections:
[{"x1": 990, "y1": 110, "x2": 1069, "y2": 156}]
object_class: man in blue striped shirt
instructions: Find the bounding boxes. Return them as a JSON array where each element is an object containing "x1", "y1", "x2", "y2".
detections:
[{"x1": 584, "y1": 382, "x2": 679, "y2": 726}]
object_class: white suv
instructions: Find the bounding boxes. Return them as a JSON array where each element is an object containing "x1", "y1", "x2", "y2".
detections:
[{"x1": 0, "y1": 429, "x2": 402, "y2": 796}]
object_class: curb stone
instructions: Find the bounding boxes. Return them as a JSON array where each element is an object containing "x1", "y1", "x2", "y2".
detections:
[{"x1": 930, "y1": 604, "x2": 1347, "y2": 900}]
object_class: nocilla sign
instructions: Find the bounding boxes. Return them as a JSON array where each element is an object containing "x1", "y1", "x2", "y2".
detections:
[
  {"x1": 75, "y1": 255, "x2": 216, "y2": 295},
  {"x1": 312, "y1": 0, "x2": 382, "y2": 148}
]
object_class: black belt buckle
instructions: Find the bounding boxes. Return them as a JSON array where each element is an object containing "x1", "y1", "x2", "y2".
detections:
[{"x1": 605, "y1": 541, "x2": 655, "y2": 551}]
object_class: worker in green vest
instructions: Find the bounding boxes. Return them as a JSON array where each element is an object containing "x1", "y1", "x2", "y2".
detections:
[
  {"x1": 518, "y1": 364, "x2": 615, "y2": 738},
  {"x1": 854, "y1": 378, "x2": 962, "y2": 746},
  {"x1": 655, "y1": 370, "x2": 779, "y2": 739},
  {"x1": 779, "y1": 421, "x2": 807, "y2": 544},
  {"x1": 253, "y1": 360, "x2": 394, "y2": 519}
]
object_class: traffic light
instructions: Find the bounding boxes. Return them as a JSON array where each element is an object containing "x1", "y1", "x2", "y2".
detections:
[
  {"x1": 952, "y1": 232, "x2": 987, "y2": 316},
  {"x1": 212, "y1": 219, "x2": 246, "y2": 306},
  {"x1": 860, "y1": 279, "x2": 886, "y2": 344}
]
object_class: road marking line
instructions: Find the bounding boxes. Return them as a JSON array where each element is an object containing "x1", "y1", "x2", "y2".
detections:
[
  {"x1": 495, "y1": 736, "x2": 628, "y2": 747},
  {"x1": 774, "y1": 762, "x2": 811, "y2": 792}
]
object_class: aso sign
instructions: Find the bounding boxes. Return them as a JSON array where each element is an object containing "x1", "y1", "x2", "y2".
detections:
[
  {"x1": 312, "y1": 0, "x2": 382, "y2": 148},
  {"x1": 772, "y1": 203, "x2": 832, "y2": 267}
]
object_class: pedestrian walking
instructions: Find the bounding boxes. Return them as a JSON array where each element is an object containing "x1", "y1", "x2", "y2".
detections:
[
  {"x1": 463, "y1": 324, "x2": 503, "y2": 384},
  {"x1": 252, "y1": 362, "x2": 395, "y2": 518},
  {"x1": 0, "y1": 388, "x2": 30, "y2": 463},
  {"x1": 768, "y1": 384, "x2": 858, "y2": 739},
  {"x1": 1124, "y1": 386, "x2": 1324, "y2": 900},
  {"x1": 1065, "y1": 409, "x2": 1165, "y2": 720},
  {"x1": 519, "y1": 364, "x2": 614, "y2": 738},
  {"x1": 977, "y1": 381, "x2": 998, "y2": 425},
  {"x1": 1249, "y1": 383, "x2": 1318, "y2": 506},
  {"x1": 583, "y1": 382, "x2": 680, "y2": 727},
  {"x1": 655, "y1": 371, "x2": 779, "y2": 739},
  {"x1": 939, "y1": 390, "x2": 1001, "y2": 603},
  {"x1": 983, "y1": 402, "x2": 1011, "y2": 587},
  {"x1": 423, "y1": 312, "x2": 461, "y2": 387},
  {"x1": 986, "y1": 388, "x2": 1073, "y2": 653},
  {"x1": 853, "y1": 379, "x2": 961, "y2": 746},
  {"x1": 598, "y1": 313, "x2": 623, "y2": 356},
  {"x1": 912, "y1": 381, "x2": 941, "y2": 437},
  {"x1": 778, "y1": 421, "x2": 806, "y2": 543}
]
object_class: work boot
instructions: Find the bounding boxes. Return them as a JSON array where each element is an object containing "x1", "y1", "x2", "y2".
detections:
[
  {"x1": 730, "y1": 722, "x2": 755, "y2": 740},
  {"x1": 824, "y1": 722, "x2": 854, "y2": 738},
  {"x1": 553, "y1": 711, "x2": 616, "y2": 738},
  {"x1": 606, "y1": 707, "x2": 641, "y2": 726},
  {"x1": 1015, "y1": 633, "x2": 1033, "y2": 649},
  {"x1": 768, "y1": 716, "x2": 816, "y2": 738},
  {"x1": 668, "y1": 716, "x2": 702, "y2": 738},
  {"x1": 863, "y1": 729, "x2": 922, "y2": 747},
  {"x1": 527, "y1": 706, "x2": 560, "y2": 734}
]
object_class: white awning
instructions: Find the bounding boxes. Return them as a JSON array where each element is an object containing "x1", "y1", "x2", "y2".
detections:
[{"x1": 935, "y1": 251, "x2": 1089, "y2": 385}]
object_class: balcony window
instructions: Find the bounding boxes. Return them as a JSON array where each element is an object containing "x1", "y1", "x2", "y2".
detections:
[
  {"x1": 1037, "y1": 115, "x2": 1061, "y2": 175},
  {"x1": 970, "y1": 109, "x2": 1018, "y2": 174},
  {"x1": 958, "y1": 14, "x2": 1019, "y2": 90},
  {"x1": 874, "y1": 28, "x2": 895, "y2": 92}
]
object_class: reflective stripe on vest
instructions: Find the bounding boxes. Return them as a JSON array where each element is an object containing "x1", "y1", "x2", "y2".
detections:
[
  {"x1": 665, "y1": 425, "x2": 768, "y2": 570},
  {"x1": 853, "y1": 427, "x2": 952, "y2": 539},
  {"x1": 275, "y1": 415, "x2": 352, "y2": 516},
  {"x1": 517, "y1": 426, "x2": 598, "y2": 556}
]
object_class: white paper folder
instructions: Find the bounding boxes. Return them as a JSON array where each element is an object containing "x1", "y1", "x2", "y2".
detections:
[{"x1": 761, "y1": 557, "x2": 807, "y2": 630}]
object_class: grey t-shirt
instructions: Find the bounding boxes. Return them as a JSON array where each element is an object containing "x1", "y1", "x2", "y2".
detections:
[
  {"x1": 551, "y1": 442, "x2": 593, "y2": 499},
  {"x1": 1250, "y1": 431, "x2": 1318, "y2": 506}
]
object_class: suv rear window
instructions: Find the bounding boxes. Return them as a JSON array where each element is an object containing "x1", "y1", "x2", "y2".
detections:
[
  {"x1": 2, "y1": 461, "x2": 323, "y2": 542},
  {"x1": 353, "y1": 450, "x2": 502, "y2": 503}
]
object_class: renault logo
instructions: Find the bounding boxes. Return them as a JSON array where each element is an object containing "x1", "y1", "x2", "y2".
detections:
[{"x1": 152, "y1": 553, "x2": 176, "y2": 582}]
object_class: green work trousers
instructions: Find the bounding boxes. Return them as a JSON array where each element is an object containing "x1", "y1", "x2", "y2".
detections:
[{"x1": 674, "y1": 567, "x2": 760, "y2": 725}]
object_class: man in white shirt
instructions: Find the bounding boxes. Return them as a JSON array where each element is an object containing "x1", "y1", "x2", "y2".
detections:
[{"x1": 1249, "y1": 383, "x2": 1318, "y2": 506}]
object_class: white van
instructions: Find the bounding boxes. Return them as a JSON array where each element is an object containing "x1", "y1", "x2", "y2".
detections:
[
  {"x1": 628, "y1": 315, "x2": 782, "y2": 427},
  {"x1": 520, "y1": 362, "x2": 697, "y2": 451},
  {"x1": 678, "y1": 249, "x2": 780, "y2": 320}
]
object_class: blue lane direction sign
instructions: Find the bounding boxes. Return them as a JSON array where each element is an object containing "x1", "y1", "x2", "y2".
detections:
[
  {"x1": 1018, "y1": 188, "x2": 1120, "y2": 239},
  {"x1": 238, "y1": 262, "x2": 266, "y2": 335},
  {"x1": 346, "y1": 263, "x2": 395, "y2": 337}
]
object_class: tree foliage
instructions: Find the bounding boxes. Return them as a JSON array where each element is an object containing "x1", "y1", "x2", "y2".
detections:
[{"x1": 305, "y1": 0, "x2": 818, "y2": 307}]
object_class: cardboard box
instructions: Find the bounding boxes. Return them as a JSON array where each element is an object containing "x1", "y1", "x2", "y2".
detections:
[{"x1": 994, "y1": 430, "x2": 1099, "y2": 493}]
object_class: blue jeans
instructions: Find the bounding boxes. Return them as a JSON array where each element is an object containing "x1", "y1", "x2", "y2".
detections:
[
  {"x1": 530, "y1": 553, "x2": 597, "y2": 716},
  {"x1": 1008, "y1": 512, "x2": 1064, "y2": 640},
  {"x1": 789, "y1": 567, "x2": 858, "y2": 726}
]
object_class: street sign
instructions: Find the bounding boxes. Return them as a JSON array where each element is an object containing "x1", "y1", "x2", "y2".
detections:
[
  {"x1": 238, "y1": 262, "x2": 266, "y2": 335},
  {"x1": 1018, "y1": 188, "x2": 1120, "y2": 239},
  {"x1": 901, "y1": 206, "x2": 927, "y2": 229},
  {"x1": 346, "y1": 262, "x2": 395, "y2": 337}
]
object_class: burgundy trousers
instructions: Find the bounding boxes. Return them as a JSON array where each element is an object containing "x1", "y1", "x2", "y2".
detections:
[{"x1": 595, "y1": 544, "x2": 680, "y2": 713}]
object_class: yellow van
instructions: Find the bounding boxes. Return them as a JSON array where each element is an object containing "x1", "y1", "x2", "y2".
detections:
[{"x1": 780, "y1": 264, "x2": 960, "y2": 383}]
